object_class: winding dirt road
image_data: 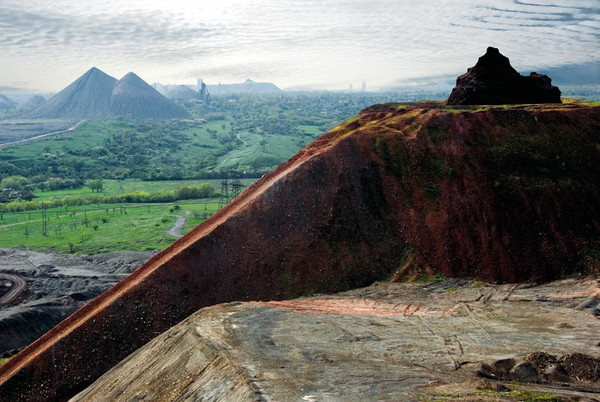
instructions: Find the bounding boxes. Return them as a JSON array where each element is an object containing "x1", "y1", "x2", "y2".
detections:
[
  {"x1": 0, "y1": 274, "x2": 26, "y2": 305},
  {"x1": 166, "y1": 215, "x2": 187, "y2": 238}
]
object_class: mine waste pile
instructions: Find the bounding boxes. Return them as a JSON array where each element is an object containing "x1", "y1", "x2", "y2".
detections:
[
  {"x1": 0, "y1": 99, "x2": 598, "y2": 401},
  {"x1": 23, "y1": 67, "x2": 190, "y2": 120},
  {"x1": 0, "y1": 49, "x2": 599, "y2": 401}
]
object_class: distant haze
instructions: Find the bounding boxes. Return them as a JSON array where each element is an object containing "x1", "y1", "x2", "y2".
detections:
[{"x1": 1, "y1": 0, "x2": 598, "y2": 92}]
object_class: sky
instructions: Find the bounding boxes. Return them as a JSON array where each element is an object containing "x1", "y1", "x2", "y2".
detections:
[{"x1": 1, "y1": 0, "x2": 599, "y2": 92}]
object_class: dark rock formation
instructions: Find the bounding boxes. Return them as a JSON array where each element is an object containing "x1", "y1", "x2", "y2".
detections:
[
  {"x1": 447, "y1": 47, "x2": 561, "y2": 105},
  {"x1": 110, "y1": 72, "x2": 190, "y2": 120},
  {"x1": 0, "y1": 102, "x2": 598, "y2": 401},
  {"x1": 478, "y1": 351, "x2": 600, "y2": 384}
]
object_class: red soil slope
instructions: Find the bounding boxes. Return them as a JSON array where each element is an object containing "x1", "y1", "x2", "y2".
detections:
[{"x1": 0, "y1": 102, "x2": 598, "y2": 401}]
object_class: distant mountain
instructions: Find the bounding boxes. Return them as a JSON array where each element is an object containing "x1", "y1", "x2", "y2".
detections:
[
  {"x1": 20, "y1": 95, "x2": 46, "y2": 111},
  {"x1": 207, "y1": 79, "x2": 281, "y2": 95},
  {"x1": 166, "y1": 85, "x2": 199, "y2": 100},
  {"x1": 27, "y1": 67, "x2": 116, "y2": 119},
  {"x1": 110, "y1": 72, "x2": 190, "y2": 120},
  {"x1": 0, "y1": 94, "x2": 18, "y2": 110},
  {"x1": 27, "y1": 68, "x2": 190, "y2": 120}
]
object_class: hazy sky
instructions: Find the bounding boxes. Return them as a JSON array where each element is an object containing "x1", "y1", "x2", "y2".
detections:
[{"x1": 1, "y1": 0, "x2": 599, "y2": 92}]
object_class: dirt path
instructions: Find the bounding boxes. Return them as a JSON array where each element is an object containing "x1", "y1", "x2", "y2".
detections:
[
  {"x1": 0, "y1": 274, "x2": 26, "y2": 305},
  {"x1": 0, "y1": 136, "x2": 336, "y2": 387},
  {"x1": 0, "y1": 120, "x2": 87, "y2": 149},
  {"x1": 166, "y1": 215, "x2": 186, "y2": 238}
]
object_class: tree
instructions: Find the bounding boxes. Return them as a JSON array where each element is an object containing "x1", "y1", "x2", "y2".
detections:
[{"x1": 87, "y1": 179, "x2": 104, "y2": 193}]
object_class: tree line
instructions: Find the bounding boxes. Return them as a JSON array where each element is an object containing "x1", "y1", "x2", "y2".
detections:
[{"x1": 0, "y1": 183, "x2": 216, "y2": 213}]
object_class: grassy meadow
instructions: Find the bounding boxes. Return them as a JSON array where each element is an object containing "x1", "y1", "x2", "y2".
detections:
[{"x1": 0, "y1": 199, "x2": 223, "y2": 254}]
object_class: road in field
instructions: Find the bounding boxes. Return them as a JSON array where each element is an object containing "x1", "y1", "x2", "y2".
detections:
[
  {"x1": 0, "y1": 274, "x2": 26, "y2": 305},
  {"x1": 0, "y1": 120, "x2": 86, "y2": 150},
  {"x1": 166, "y1": 215, "x2": 187, "y2": 238}
]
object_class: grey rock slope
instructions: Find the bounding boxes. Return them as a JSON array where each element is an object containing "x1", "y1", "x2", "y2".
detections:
[
  {"x1": 110, "y1": 72, "x2": 191, "y2": 120},
  {"x1": 27, "y1": 67, "x2": 117, "y2": 118},
  {"x1": 72, "y1": 279, "x2": 600, "y2": 401}
]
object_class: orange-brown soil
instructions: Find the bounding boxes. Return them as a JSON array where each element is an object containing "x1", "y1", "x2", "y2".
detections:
[{"x1": 0, "y1": 102, "x2": 598, "y2": 401}]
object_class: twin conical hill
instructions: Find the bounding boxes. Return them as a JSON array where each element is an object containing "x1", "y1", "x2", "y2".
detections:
[{"x1": 28, "y1": 68, "x2": 190, "y2": 120}]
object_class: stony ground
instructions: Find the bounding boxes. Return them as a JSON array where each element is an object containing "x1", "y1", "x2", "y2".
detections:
[
  {"x1": 0, "y1": 248, "x2": 153, "y2": 355},
  {"x1": 74, "y1": 278, "x2": 600, "y2": 401}
]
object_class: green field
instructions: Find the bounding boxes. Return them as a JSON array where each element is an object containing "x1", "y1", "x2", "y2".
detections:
[
  {"x1": 1, "y1": 118, "x2": 323, "y2": 178},
  {"x1": 0, "y1": 200, "x2": 222, "y2": 254}
]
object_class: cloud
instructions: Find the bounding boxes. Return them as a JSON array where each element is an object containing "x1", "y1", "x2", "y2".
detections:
[{"x1": 0, "y1": 0, "x2": 598, "y2": 91}]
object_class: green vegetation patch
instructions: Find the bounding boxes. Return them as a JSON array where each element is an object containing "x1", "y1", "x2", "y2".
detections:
[
  {"x1": 419, "y1": 387, "x2": 566, "y2": 401},
  {"x1": 1, "y1": 183, "x2": 216, "y2": 213},
  {"x1": 0, "y1": 200, "x2": 223, "y2": 254}
]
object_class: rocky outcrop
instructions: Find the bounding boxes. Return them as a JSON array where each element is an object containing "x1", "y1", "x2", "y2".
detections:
[
  {"x1": 478, "y1": 351, "x2": 600, "y2": 384},
  {"x1": 73, "y1": 279, "x2": 600, "y2": 401},
  {"x1": 0, "y1": 102, "x2": 598, "y2": 401},
  {"x1": 447, "y1": 47, "x2": 562, "y2": 105}
]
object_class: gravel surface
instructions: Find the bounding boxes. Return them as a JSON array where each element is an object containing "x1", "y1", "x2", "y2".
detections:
[{"x1": 0, "y1": 248, "x2": 153, "y2": 355}]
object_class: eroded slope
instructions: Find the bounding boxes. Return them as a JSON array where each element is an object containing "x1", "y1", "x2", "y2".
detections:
[{"x1": 0, "y1": 102, "x2": 598, "y2": 401}]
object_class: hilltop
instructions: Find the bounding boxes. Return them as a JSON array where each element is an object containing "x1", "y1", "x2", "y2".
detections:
[
  {"x1": 0, "y1": 101, "x2": 598, "y2": 400},
  {"x1": 110, "y1": 72, "x2": 190, "y2": 120}
]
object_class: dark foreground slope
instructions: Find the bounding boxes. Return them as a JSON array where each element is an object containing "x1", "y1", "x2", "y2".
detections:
[{"x1": 0, "y1": 102, "x2": 598, "y2": 401}]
